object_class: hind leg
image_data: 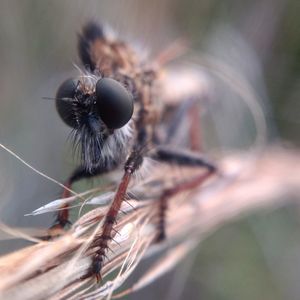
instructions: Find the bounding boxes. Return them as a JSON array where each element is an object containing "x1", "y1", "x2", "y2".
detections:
[{"x1": 151, "y1": 146, "x2": 217, "y2": 242}]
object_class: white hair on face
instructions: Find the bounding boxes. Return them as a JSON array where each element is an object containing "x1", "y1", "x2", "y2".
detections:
[
  {"x1": 72, "y1": 64, "x2": 101, "y2": 93},
  {"x1": 71, "y1": 65, "x2": 136, "y2": 170},
  {"x1": 100, "y1": 120, "x2": 134, "y2": 168},
  {"x1": 79, "y1": 73, "x2": 99, "y2": 90}
]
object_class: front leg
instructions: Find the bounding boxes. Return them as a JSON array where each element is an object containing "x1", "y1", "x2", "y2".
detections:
[
  {"x1": 82, "y1": 149, "x2": 144, "y2": 281},
  {"x1": 50, "y1": 163, "x2": 118, "y2": 234}
]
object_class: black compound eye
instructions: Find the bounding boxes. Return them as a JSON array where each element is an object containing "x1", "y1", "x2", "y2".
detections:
[
  {"x1": 56, "y1": 78, "x2": 78, "y2": 128},
  {"x1": 95, "y1": 78, "x2": 134, "y2": 129}
]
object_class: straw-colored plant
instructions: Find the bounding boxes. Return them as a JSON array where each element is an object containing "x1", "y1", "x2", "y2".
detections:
[{"x1": 0, "y1": 146, "x2": 299, "y2": 300}]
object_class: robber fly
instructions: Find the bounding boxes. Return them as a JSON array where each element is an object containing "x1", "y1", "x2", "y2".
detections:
[{"x1": 53, "y1": 22, "x2": 216, "y2": 281}]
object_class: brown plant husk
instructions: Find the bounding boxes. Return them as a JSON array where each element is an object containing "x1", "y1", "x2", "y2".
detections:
[{"x1": 0, "y1": 147, "x2": 299, "y2": 300}]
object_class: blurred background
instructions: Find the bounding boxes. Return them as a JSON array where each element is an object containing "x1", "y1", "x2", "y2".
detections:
[{"x1": 0, "y1": 0, "x2": 299, "y2": 299}]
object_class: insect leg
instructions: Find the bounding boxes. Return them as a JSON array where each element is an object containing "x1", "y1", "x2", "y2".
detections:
[
  {"x1": 51, "y1": 164, "x2": 117, "y2": 231},
  {"x1": 151, "y1": 146, "x2": 217, "y2": 242},
  {"x1": 82, "y1": 149, "x2": 144, "y2": 282},
  {"x1": 163, "y1": 97, "x2": 203, "y2": 151},
  {"x1": 163, "y1": 98, "x2": 195, "y2": 146},
  {"x1": 188, "y1": 101, "x2": 203, "y2": 151},
  {"x1": 152, "y1": 146, "x2": 216, "y2": 171}
]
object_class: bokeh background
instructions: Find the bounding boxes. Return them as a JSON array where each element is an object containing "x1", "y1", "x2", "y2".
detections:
[{"x1": 0, "y1": 0, "x2": 299, "y2": 299}]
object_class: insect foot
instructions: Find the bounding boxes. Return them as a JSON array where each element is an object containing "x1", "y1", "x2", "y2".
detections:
[{"x1": 81, "y1": 214, "x2": 117, "y2": 282}]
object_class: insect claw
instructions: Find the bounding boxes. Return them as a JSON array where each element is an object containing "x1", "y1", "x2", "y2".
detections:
[{"x1": 95, "y1": 272, "x2": 102, "y2": 283}]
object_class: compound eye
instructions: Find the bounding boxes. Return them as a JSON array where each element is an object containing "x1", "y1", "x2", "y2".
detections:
[
  {"x1": 56, "y1": 78, "x2": 78, "y2": 128},
  {"x1": 95, "y1": 78, "x2": 134, "y2": 129}
]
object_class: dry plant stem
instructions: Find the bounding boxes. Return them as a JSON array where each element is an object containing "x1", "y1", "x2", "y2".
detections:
[{"x1": 0, "y1": 148, "x2": 300, "y2": 300}]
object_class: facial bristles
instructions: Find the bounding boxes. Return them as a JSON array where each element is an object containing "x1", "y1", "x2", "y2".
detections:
[
  {"x1": 58, "y1": 97, "x2": 76, "y2": 103},
  {"x1": 73, "y1": 63, "x2": 101, "y2": 94}
]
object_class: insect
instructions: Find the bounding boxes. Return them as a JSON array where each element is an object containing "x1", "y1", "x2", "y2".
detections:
[{"x1": 53, "y1": 21, "x2": 217, "y2": 281}]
